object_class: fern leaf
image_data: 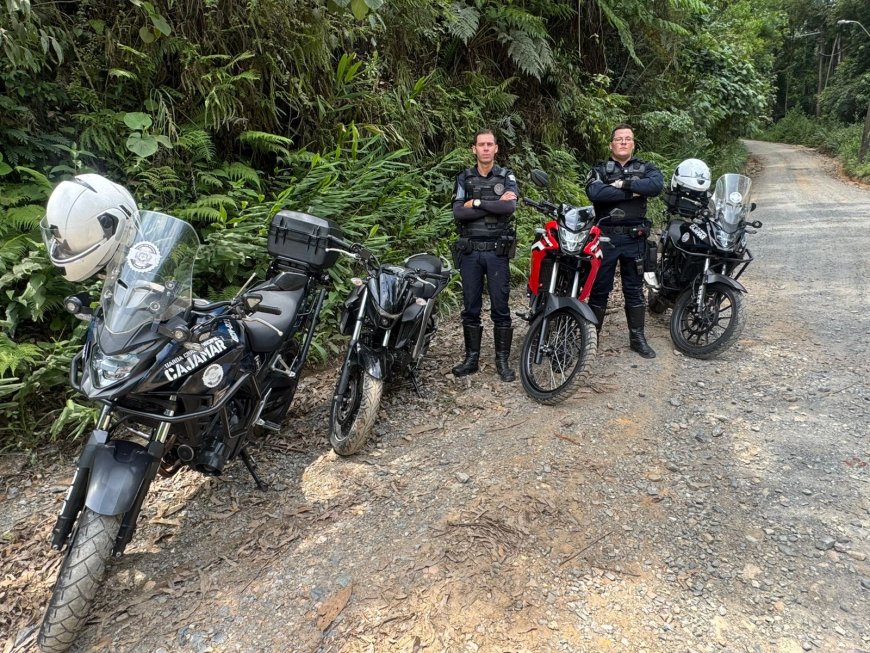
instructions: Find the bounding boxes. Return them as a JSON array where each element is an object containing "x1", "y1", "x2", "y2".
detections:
[{"x1": 446, "y1": 2, "x2": 480, "y2": 44}]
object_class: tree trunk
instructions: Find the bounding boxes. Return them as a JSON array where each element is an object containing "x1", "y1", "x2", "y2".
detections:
[{"x1": 859, "y1": 99, "x2": 870, "y2": 163}]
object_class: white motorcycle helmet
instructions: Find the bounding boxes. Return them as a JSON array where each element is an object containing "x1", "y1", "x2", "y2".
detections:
[
  {"x1": 41, "y1": 174, "x2": 139, "y2": 282},
  {"x1": 670, "y1": 158, "x2": 711, "y2": 193}
]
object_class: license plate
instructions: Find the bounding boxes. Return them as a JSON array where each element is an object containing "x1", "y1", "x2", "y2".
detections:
[{"x1": 689, "y1": 223, "x2": 707, "y2": 240}]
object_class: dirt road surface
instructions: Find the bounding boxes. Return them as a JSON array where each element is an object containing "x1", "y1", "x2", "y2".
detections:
[{"x1": 2, "y1": 140, "x2": 868, "y2": 653}]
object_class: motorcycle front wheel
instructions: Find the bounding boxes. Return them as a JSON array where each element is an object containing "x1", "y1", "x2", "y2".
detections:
[
  {"x1": 670, "y1": 282, "x2": 746, "y2": 359},
  {"x1": 329, "y1": 363, "x2": 383, "y2": 456},
  {"x1": 38, "y1": 508, "x2": 122, "y2": 653},
  {"x1": 520, "y1": 308, "x2": 597, "y2": 405}
]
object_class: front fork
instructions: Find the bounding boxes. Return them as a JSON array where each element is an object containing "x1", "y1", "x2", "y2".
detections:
[
  {"x1": 534, "y1": 261, "x2": 564, "y2": 365},
  {"x1": 50, "y1": 406, "x2": 113, "y2": 551},
  {"x1": 51, "y1": 403, "x2": 173, "y2": 556},
  {"x1": 694, "y1": 259, "x2": 711, "y2": 312}
]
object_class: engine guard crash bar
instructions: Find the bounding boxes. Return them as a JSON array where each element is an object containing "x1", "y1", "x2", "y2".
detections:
[
  {"x1": 74, "y1": 372, "x2": 254, "y2": 424},
  {"x1": 668, "y1": 243, "x2": 754, "y2": 282}
]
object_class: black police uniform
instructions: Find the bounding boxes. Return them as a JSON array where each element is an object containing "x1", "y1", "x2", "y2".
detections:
[
  {"x1": 450, "y1": 165, "x2": 518, "y2": 381},
  {"x1": 585, "y1": 156, "x2": 664, "y2": 358}
]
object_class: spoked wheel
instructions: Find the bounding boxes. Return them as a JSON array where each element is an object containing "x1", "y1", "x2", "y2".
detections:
[
  {"x1": 520, "y1": 308, "x2": 597, "y2": 405},
  {"x1": 38, "y1": 508, "x2": 122, "y2": 653},
  {"x1": 329, "y1": 363, "x2": 383, "y2": 456},
  {"x1": 670, "y1": 283, "x2": 746, "y2": 359}
]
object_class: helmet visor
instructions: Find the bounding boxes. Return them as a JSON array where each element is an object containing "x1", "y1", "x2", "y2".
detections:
[{"x1": 40, "y1": 210, "x2": 121, "y2": 264}]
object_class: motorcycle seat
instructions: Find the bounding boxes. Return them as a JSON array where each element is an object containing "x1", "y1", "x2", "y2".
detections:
[
  {"x1": 404, "y1": 253, "x2": 442, "y2": 275},
  {"x1": 405, "y1": 254, "x2": 447, "y2": 299},
  {"x1": 243, "y1": 288, "x2": 305, "y2": 353}
]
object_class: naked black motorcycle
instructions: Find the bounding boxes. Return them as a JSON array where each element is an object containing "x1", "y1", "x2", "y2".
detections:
[
  {"x1": 38, "y1": 209, "x2": 341, "y2": 652},
  {"x1": 647, "y1": 173, "x2": 762, "y2": 359},
  {"x1": 328, "y1": 243, "x2": 452, "y2": 456}
]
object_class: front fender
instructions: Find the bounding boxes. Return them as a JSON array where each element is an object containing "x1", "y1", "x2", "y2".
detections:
[
  {"x1": 704, "y1": 272, "x2": 747, "y2": 293},
  {"x1": 85, "y1": 439, "x2": 160, "y2": 516},
  {"x1": 543, "y1": 295, "x2": 598, "y2": 325},
  {"x1": 354, "y1": 342, "x2": 385, "y2": 380}
]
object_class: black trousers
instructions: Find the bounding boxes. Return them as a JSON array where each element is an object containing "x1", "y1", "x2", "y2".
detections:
[
  {"x1": 589, "y1": 232, "x2": 646, "y2": 307},
  {"x1": 459, "y1": 249, "x2": 511, "y2": 328}
]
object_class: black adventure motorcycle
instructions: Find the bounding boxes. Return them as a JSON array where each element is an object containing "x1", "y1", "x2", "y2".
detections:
[
  {"x1": 328, "y1": 243, "x2": 453, "y2": 456},
  {"x1": 38, "y1": 209, "x2": 342, "y2": 652},
  {"x1": 647, "y1": 173, "x2": 762, "y2": 358}
]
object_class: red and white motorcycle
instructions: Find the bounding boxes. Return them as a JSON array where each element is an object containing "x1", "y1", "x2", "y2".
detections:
[{"x1": 519, "y1": 169, "x2": 607, "y2": 404}]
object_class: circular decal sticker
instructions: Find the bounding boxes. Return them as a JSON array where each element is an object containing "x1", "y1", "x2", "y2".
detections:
[
  {"x1": 127, "y1": 241, "x2": 161, "y2": 273},
  {"x1": 728, "y1": 191, "x2": 743, "y2": 204},
  {"x1": 493, "y1": 183, "x2": 505, "y2": 195},
  {"x1": 201, "y1": 363, "x2": 224, "y2": 388},
  {"x1": 681, "y1": 232, "x2": 691, "y2": 243}
]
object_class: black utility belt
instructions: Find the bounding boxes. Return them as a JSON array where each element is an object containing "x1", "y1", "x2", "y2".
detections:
[
  {"x1": 454, "y1": 236, "x2": 517, "y2": 258},
  {"x1": 598, "y1": 223, "x2": 649, "y2": 236},
  {"x1": 468, "y1": 241, "x2": 498, "y2": 251}
]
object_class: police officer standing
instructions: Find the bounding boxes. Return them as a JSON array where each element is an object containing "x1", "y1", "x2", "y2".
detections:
[
  {"x1": 585, "y1": 123, "x2": 663, "y2": 358},
  {"x1": 450, "y1": 129, "x2": 518, "y2": 382}
]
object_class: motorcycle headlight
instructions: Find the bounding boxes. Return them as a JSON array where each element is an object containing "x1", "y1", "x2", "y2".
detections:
[
  {"x1": 714, "y1": 230, "x2": 738, "y2": 250},
  {"x1": 90, "y1": 343, "x2": 144, "y2": 388},
  {"x1": 559, "y1": 226, "x2": 588, "y2": 253}
]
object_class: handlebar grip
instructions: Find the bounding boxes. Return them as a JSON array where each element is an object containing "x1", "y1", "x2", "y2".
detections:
[
  {"x1": 254, "y1": 304, "x2": 281, "y2": 315},
  {"x1": 523, "y1": 198, "x2": 541, "y2": 208}
]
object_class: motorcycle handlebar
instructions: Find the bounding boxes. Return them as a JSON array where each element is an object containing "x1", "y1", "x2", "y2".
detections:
[
  {"x1": 523, "y1": 197, "x2": 558, "y2": 215},
  {"x1": 327, "y1": 235, "x2": 375, "y2": 263},
  {"x1": 191, "y1": 299, "x2": 231, "y2": 314}
]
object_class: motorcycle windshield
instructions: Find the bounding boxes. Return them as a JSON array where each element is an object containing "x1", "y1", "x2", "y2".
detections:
[
  {"x1": 711, "y1": 174, "x2": 752, "y2": 233},
  {"x1": 100, "y1": 211, "x2": 200, "y2": 335}
]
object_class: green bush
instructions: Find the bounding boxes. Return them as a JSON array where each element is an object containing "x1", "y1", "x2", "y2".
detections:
[{"x1": 763, "y1": 109, "x2": 828, "y2": 147}]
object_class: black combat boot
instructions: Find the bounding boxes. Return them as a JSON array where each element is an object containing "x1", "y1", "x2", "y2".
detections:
[
  {"x1": 625, "y1": 304, "x2": 656, "y2": 359},
  {"x1": 452, "y1": 325, "x2": 482, "y2": 377},
  {"x1": 590, "y1": 304, "x2": 607, "y2": 342},
  {"x1": 493, "y1": 326, "x2": 516, "y2": 382}
]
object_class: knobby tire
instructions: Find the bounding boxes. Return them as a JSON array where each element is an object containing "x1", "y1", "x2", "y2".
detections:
[
  {"x1": 670, "y1": 283, "x2": 746, "y2": 359},
  {"x1": 520, "y1": 308, "x2": 597, "y2": 405},
  {"x1": 38, "y1": 508, "x2": 122, "y2": 653}
]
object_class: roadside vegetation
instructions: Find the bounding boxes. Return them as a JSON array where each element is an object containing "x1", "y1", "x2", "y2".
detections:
[{"x1": 1, "y1": 0, "x2": 864, "y2": 448}]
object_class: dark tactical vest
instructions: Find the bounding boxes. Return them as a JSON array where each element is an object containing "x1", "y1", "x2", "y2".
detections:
[
  {"x1": 458, "y1": 166, "x2": 514, "y2": 239},
  {"x1": 595, "y1": 159, "x2": 649, "y2": 225}
]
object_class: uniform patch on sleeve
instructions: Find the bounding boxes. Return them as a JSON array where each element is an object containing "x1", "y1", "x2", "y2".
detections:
[{"x1": 508, "y1": 174, "x2": 516, "y2": 182}]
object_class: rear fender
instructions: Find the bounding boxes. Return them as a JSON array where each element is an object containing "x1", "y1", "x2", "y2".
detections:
[{"x1": 543, "y1": 295, "x2": 597, "y2": 325}]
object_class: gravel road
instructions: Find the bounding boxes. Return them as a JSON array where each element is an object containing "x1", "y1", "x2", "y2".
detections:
[{"x1": 2, "y1": 140, "x2": 868, "y2": 653}]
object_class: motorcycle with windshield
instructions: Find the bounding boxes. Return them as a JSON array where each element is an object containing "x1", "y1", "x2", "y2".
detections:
[
  {"x1": 328, "y1": 241, "x2": 453, "y2": 456},
  {"x1": 518, "y1": 169, "x2": 606, "y2": 404},
  {"x1": 38, "y1": 209, "x2": 341, "y2": 652},
  {"x1": 647, "y1": 173, "x2": 762, "y2": 358}
]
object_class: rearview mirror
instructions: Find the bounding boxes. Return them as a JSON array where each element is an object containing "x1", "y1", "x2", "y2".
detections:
[
  {"x1": 530, "y1": 169, "x2": 549, "y2": 188},
  {"x1": 244, "y1": 293, "x2": 263, "y2": 310},
  {"x1": 750, "y1": 202, "x2": 757, "y2": 212}
]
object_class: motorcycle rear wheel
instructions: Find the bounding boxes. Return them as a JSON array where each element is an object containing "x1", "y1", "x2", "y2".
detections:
[
  {"x1": 329, "y1": 363, "x2": 383, "y2": 456},
  {"x1": 670, "y1": 283, "x2": 746, "y2": 359},
  {"x1": 38, "y1": 508, "x2": 122, "y2": 653},
  {"x1": 520, "y1": 308, "x2": 597, "y2": 405}
]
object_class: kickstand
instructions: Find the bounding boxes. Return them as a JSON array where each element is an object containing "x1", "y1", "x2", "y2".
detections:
[
  {"x1": 239, "y1": 447, "x2": 268, "y2": 491},
  {"x1": 408, "y1": 367, "x2": 424, "y2": 398}
]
